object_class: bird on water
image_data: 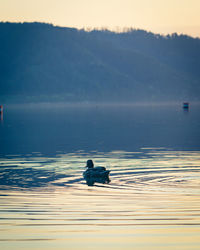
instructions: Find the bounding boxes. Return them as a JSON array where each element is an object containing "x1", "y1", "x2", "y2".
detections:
[{"x1": 83, "y1": 160, "x2": 110, "y2": 186}]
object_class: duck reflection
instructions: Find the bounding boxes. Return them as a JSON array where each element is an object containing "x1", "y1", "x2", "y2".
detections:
[{"x1": 83, "y1": 160, "x2": 111, "y2": 186}]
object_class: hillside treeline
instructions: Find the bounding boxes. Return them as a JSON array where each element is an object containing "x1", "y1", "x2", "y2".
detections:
[{"x1": 0, "y1": 22, "x2": 200, "y2": 103}]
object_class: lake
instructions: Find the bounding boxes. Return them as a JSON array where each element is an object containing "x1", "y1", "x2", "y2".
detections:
[{"x1": 0, "y1": 103, "x2": 200, "y2": 249}]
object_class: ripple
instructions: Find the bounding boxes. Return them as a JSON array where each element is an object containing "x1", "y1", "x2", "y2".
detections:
[{"x1": 0, "y1": 149, "x2": 200, "y2": 249}]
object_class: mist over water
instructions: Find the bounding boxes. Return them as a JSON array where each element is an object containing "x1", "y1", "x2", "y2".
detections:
[
  {"x1": 1, "y1": 102, "x2": 200, "y2": 156},
  {"x1": 0, "y1": 103, "x2": 200, "y2": 249}
]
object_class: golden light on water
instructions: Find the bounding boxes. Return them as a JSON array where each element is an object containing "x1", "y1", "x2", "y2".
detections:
[{"x1": 0, "y1": 149, "x2": 200, "y2": 249}]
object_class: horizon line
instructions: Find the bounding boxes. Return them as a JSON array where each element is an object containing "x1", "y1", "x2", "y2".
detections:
[{"x1": 1, "y1": 20, "x2": 200, "y2": 39}]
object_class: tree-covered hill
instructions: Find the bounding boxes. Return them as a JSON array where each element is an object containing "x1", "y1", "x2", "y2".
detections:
[{"x1": 0, "y1": 22, "x2": 200, "y2": 103}]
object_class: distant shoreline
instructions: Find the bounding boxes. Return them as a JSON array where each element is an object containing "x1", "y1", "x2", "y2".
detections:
[{"x1": 3, "y1": 101, "x2": 200, "y2": 109}]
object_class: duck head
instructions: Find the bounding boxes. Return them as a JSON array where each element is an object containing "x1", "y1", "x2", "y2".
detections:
[{"x1": 86, "y1": 160, "x2": 94, "y2": 169}]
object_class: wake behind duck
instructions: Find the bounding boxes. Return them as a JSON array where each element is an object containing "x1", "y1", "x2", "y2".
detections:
[{"x1": 83, "y1": 160, "x2": 111, "y2": 186}]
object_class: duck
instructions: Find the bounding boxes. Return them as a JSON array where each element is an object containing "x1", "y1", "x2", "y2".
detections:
[{"x1": 83, "y1": 160, "x2": 110, "y2": 186}]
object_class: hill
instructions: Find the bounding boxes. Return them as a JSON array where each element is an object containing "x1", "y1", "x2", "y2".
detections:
[{"x1": 0, "y1": 22, "x2": 200, "y2": 103}]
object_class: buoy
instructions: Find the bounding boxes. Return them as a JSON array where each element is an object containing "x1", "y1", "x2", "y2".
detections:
[
  {"x1": 0, "y1": 105, "x2": 3, "y2": 121},
  {"x1": 183, "y1": 102, "x2": 189, "y2": 109}
]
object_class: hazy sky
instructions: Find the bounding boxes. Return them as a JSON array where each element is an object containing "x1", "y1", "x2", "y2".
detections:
[{"x1": 0, "y1": 0, "x2": 200, "y2": 37}]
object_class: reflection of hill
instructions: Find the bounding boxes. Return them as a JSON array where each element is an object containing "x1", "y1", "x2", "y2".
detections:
[{"x1": 0, "y1": 22, "x2": 200, "y2": 103}]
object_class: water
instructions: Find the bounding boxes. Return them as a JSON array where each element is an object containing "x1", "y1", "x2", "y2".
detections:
[{"x1": 0, "y1": 103, "x2": 200, "y2": 249}]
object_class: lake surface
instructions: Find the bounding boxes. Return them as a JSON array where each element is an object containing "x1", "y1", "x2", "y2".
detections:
[{"x1": 0, "y1": 103, "x2": 200, "y2": 249}]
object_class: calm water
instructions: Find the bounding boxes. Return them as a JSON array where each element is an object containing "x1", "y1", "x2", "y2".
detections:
[{"x1": 0, "y1": 103, "x2": 200, "y2": 249}]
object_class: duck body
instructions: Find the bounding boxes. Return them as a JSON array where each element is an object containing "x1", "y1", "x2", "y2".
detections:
[{"x1": 83, "y1": 160, "x2": 110, "y2": 186}]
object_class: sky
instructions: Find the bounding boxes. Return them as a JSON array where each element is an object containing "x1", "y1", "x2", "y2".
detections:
[{"x1": 0, "y1": 0, "x2": 200, "y2": 37}]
